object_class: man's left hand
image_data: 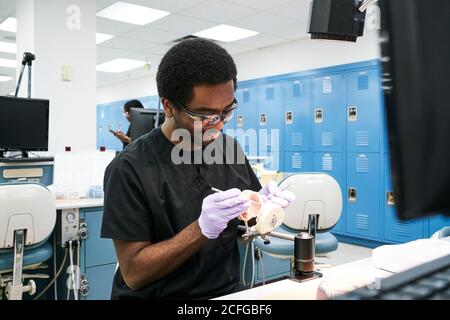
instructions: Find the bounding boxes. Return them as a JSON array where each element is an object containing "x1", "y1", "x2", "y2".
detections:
[{"x1": 259, "y1": 181, "x2": 296, "y2": 208}]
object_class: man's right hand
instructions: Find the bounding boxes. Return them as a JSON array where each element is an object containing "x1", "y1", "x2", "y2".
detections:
[
  {"x1": 115, "y1": 130, "x2": 131, "y2": 144},
  {"x1": 198, "y1": 188, "x2": 251, "y2": 239}
]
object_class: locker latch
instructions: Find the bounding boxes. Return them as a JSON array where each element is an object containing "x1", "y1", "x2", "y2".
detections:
[
  {"x1": 260, "y1": 113, "x2": 267, "y2": 126},
  {"x1": 348, "y1": 106, "x2": 357, "y2": 122},
  {"x1": 314, "y1": 109, "x2": 323, "y2": 123},
  {"x1": 286, "y1": 111, "x2": 293, "y2": 124},
  {"x1": 348, "y1": 188, "x2": 357, "y2": 202},
  {"x1": 387, "y1": 192, "x2": 395, "y2": 206},
  {"x1": 237, "y1": 115, "x2": 244, "y2": 128}
]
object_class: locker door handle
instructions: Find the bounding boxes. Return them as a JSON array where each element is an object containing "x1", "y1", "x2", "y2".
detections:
[
  {"x1": 237, "y1": 115, "x2": 244, "y2": 128},
  {"x1": 314, "y1": 108, "x2": 323, "y2": 123},
  {"x1": 348, "y1": 188, "x2": 357, "y2": 202},
  {"x1": 387, "y1": 192, "x2": 395, "y2": 206},
  {"x1": 348, "y1": 106, "x2": 357, "y2": 121},
  {"x1": 286, "y1": 111, "x2": 293, "y2": 124},
  {"x1": 260, "y1": 113, "x2": 267, "y2": 126}
]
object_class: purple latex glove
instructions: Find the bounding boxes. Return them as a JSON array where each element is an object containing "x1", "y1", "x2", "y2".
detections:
[
  {"x1": 198, "y1": 188, "x2": 251, "y2": 239},
  {"x1": 259, "y1": 181, "x2": 296, "y2": 208}
]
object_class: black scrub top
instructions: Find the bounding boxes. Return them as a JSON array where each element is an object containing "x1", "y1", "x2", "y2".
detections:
[{"x1": 101, "y1": 127, "x2": 261, "y2": 299}]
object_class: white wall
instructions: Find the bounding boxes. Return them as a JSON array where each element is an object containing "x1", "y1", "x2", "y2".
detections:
[
  {"x1": 96, "y1": 74, "x2": 158, "y2": 105},
  {"x1": 235, "y1": 29, "x2": 380, "y2": 81},
  {"x1": 17, "y1": 0, "x2": 97, "y2": 153},
  {"x1": 96, "y1": 29, "x2": 380, "y2": 104}
]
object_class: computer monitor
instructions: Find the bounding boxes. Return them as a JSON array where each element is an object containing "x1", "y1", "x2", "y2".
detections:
[
  {"x1": 0, "y1": 96, "x2": 49, "y2": 157},
  {"x1": 380, "y1": 0, "x2": 450, "y2": 220},
  {"x1": 129, "y1": 108, "x2": 164, "y2": 141}
]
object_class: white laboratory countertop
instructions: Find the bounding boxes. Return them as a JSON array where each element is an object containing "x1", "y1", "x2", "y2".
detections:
[
  {"x1": 215, "y1": 258, "x2": 394, "y2": 300},
  {"x1": 54, "y1": 198, "x2": 104, "y2": 210}
]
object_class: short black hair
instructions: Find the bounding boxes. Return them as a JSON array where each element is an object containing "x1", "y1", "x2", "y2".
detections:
[
  {"x1": 123, "y1": 99, "x2": 144, "y2": 113},
  {"x1": 157, "y1": 38, "x2": 237, "y2": 106}
]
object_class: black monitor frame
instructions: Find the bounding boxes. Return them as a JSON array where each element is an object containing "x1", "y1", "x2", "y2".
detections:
[
  {"x1": 129, "y1": 108, "x2": 163, "y2": 142},
  {"x1": 0, "y1": 96, "x2": 49, "y2": 158}
]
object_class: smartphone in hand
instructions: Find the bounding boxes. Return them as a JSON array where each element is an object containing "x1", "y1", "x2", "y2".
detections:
[{"x1": 109, "y1": 129, "x2": 117, "y2": 136}]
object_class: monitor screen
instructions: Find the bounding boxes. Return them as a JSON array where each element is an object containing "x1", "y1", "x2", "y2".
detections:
[
  {"x1": 0, "y1": 96, "x2": 49, "y2": 152},
  {"x1": 129, "y1": 108, "x2": 163, "y2": 141},
  {"x1": 380, "y1": 0, "x2": 450, "y2": 219}
]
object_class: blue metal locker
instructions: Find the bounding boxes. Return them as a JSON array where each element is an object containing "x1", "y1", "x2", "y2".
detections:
[
  {"x1": 234, "y1": 86, "x2": 259, "y2": 156},
  {"x1": 383, "y1": 153, "x2": 426, "y2": 243},
  {"x1": 312, "y1": 74, "x2": 344, "y2": 152},
  {"x1": 96, "y1": 105, "x2": 106, "y2": 149},
  {"x1": 84, "y1": 264, "x2": 116, "y2": 300},
  {"x1": 258, "y1": 83, "x2": 283, "y2": 154},
  {"x1": 84, "y1": 210, "x2": 117, "y2": 268},
  {"x1": 345, "y1": 68, "x2": 381, "y2": 153},
  {"x1": 429, "y1": 215, "x2": 450, "y2": 237},
  {"x1": 313, "y1": 152, "x2": 346, "y2": 234},
  {"x1": 259, "y1": 151, "x2": 283, "y2": 172},
  {"x1": 284, "y1": 78, "x2": 311, "y2": 152},
  {"x1": 284, "y1": 151, "x2": 312, "y2": 172},
  {"x1": 380, "y1": 87, "x2": 390, "y2": 155},
  {"x1": 105, "y1": 105, "x2": 119, "y2": 150},
  {"x1": 346, "y1": 153, "x2": 381, "y2": 240}
]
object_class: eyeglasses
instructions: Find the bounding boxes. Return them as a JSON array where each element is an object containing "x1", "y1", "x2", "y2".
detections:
[{"x1": 174, "y1": 98, "x2": 238, "y2": 127}]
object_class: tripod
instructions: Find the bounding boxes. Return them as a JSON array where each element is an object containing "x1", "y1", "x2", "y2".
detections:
[{"x1": 14, "y1": 52, "x2": 35, "y2": 98}]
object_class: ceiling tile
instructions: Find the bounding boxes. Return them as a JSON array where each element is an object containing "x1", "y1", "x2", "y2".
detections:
[
  {"x1": 0, "y1": 66, "x2": 16, "y2": 76},
  {"x1": 97, "y1": 17, "x2": 140, "y2": 37},
  {"x1": 0, "y1": 51, "x2": 15, "y2": 60},
  {"x1": 220, "y1": 42, "x2": 254, "y2": 55},
  {"x1": 231, "y1": 12, "x2": 303, "y2": 36},
  {"x1": 121, "y1": 0, "x2": 207, "y2": 13},
  {"x1": 97, "y1": 46, "x2": 136, "y2": 63},
  {"x1": 180, "y1": 0, "x2": 258, "y2": 24},
  {"x1": 267, "y1": 0, "x2": 312, "y2": 22},
  {"x1": 125, "y1": 52, "x2": 162, "y2": 64},
  {"x1": 0, "y1": 30, "x2": 16, "y2": 42},
  {"x1": 96, "y1": 0, "x2": 117, "y2": 11},
  {"x1": 140, "y1": 42, "x2": 171, "y2": 55},
  {"x1": 150, "y1": 13, "x2": 216, "y2": 34},
  {"x1": 233, "y1": 34, "x2": 289, "y2": 48},
  {"x1": 268, "y1": 20, "x2": 309, "y2": 40},
  {"x1": 224, "y1": 0, "x2": 292, "y2": 11},
  {"x1": 0, "y1": 0, "x2": 16, "y2": 18},
  {"x1": 101, "y1": 36, "x2": 157, "y2": 52},
  {"x1": 122, "y1": 26, "x2": 184, "y2": 44}
]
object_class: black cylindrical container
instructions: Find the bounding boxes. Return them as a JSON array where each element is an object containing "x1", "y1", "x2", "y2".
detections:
[{"x1": 294, "y1": 232, "x2": 315, "y2": 275}]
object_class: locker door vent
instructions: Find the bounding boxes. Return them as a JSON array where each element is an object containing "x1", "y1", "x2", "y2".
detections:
[
  {"x1": 243, "y1": 90, "x2": 250, "y2": 103},
  {"x1": 322, "y1": 77, "x2": 333, "y2": 94},
  {"x1": 356, "y1": 131, "x2": 369, "y2": 147},
  {"x1": 322, "y1": 154, "x2": 333, "y2": 171},
  {"x1": 293, "y1": 82, "x2": 303, "y2": 97},
  {"x1": 292, "y1": 154, "x2": 303, "y2": 169},
  {"x1": 358, "y1": 74, "x2": 369, "y2": 90},
  {"x1": 395, "y1": 223, "x2": 411, "y2": 237},
  {"x1": 266, "y1": 87, "x2": 275, "y2": 100},
  {"x1": 356, "y1": 214, "x2": 369, "y2": 230},
  {"x1": 291, "y1": 133, "x2": 303, "y2": 146},
  {"x1": 321, "y1": 132, "x2": 334, "y2": 147},
  {"x1": 356, "y1": 156, "x2": 369, "y2": 173}
]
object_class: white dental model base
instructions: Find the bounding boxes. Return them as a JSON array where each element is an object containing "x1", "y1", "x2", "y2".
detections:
[{"x1": 239, "y1": 190, "x2": 284, "y2": 237}]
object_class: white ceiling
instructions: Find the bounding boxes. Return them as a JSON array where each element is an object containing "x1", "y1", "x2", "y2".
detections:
[{"x1": 0, "y1": 0, "x2": 311, "y2": 95}]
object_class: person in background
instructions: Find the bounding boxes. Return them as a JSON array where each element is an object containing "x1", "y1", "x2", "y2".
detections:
[{"x1": 114, "y1": 99, "x2": 144, "y2": 148}]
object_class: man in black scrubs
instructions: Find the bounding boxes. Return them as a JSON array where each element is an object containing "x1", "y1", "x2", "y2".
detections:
[
  {"x1": 101, "y1": 39, "x2": 294, "y2": 299},
  {"x1": 113, "y1": 99, "x2": 144, "y2": 149}
]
